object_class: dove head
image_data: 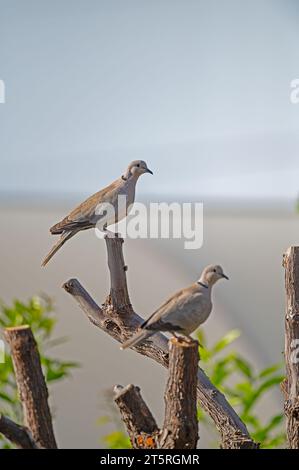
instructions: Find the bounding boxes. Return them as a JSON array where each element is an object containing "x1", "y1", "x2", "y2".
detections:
[
  {"x1": 199, "y1": 265, "x2": 229, "y2": 287},
  {"x1": 126, "y1": 160, "x2": 153, "y2": 178}
]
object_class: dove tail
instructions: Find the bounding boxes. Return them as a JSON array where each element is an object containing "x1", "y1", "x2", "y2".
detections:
[
  {"x1": 120, "y1": 329, "x2": 153, "y2": 350},
  {"x1": 42, "y1": 231, "x2": 76, "y2": 267}
]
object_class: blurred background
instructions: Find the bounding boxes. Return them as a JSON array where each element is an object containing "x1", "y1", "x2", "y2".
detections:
[{"x1": 1, "y1": 0, "x2": 299, "y2": 448}]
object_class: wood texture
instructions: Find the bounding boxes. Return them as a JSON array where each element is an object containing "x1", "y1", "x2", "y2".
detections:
[
  {"x1": 63, "y1": 237, "x2": 257, "y2": 448},
  {"x1": 0, "y1": 414, "x2": 38, "y2": 449},
  {"x1": 4, "y1": 326, "x2": 57, "y2": 449},
  {"x1": 105, "y1": 235, "x2": 130, "y2": 308},
  {"x1": 283, "y1": 247, "x2": 299, "y2": 448},
  {"x1": 114, "y1": 384, "x2": 159, "y2": 449},
  {"x1": 160, "y1": 338, "x2": 199, "y2": 449}
]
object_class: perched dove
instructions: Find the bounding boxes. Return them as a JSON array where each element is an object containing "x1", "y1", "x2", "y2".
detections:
[
  {"x1": 121, "y1": 265, "x2": 228, "y2": 350},
  {"x1": 42, "y1": 160, "x2": 153, "y2": 266}
]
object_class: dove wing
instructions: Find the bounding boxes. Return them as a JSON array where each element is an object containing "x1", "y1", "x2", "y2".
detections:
[{"x1": 50, "y1": 179, "x2": 121, "y2": 234}]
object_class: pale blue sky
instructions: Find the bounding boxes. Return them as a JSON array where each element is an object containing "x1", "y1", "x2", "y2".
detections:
[{"x1": 1, "y1": 0, "x2": 299, "y2": 200}]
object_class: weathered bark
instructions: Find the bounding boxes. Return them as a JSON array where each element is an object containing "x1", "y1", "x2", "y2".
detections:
[
  {"x1": 106, "y1": 236, "x2": 130, "y2": 308},
  {"x1": 160, "y1": 338, "x2": 199, "y2": 449},
  {"x1": 283, "y1": 247, "x2": 299, "y2": 448},
  {"x1": 114, "y1": 384, "x2": 159, "y2": 449},
  {"x1": 221, "y1": 433, "x2": 260, "y2": 449},
  {"x1": 64, "y1": 236, "x2": 257, "y2": 448},
  {"x1": 4, "y1": 326, "x2": 57, "y2": 449},
  {"x1": 0, "y1": 414, "x2": 38, "y2": 449}
]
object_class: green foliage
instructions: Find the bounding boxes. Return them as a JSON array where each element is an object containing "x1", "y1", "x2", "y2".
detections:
[
  {"x1": 196, "y1": 329, "x2": 286, "y2": 448},
  {"x1": 97, "y1": 395, "x2": 131, "y2": 449},
  {"x1": 100, "y1": 329, "x2": 286, "y2": 449},
  {"x1": 0, "y1": 296, "x2": 79, "y2": 448},
  {"x1": 102, "y1": 430, "x2": 131, "y2": 449}
]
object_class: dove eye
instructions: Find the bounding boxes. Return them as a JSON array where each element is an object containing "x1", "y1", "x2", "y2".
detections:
[{"x1": 136, "y1": 164, "x2": 140, "y2": 167}]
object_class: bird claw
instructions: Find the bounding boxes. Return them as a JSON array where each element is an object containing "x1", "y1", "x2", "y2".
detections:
[
  {"x1": 171, "y1": 334, "x2": 202, "y2": 347},
  {"x1": 104, "y1": 229, "x2": 120, "y2": 239}
]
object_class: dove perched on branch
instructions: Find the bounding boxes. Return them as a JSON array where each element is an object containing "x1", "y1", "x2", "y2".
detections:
[
  {"x1": 121, "y1": 265, "x2": 228, "y2": 350},
  {"x1": 42, "y1": 160, "x2": 153, "y2": 266}
]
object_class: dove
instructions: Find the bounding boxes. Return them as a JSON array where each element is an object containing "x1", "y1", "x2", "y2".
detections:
[
  {"x1": 121, "y1": 265, "x2": 228, "y2": 350},
  {"x1": 42, "y1": 160, "x2": 153, "y2": 266}
]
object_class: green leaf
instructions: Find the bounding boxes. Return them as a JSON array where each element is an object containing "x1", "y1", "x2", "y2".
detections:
[
  {"x1": 235, "y1": 381, "x2": 254, "y2": 395},
  {"x1": 233, "y1": 357, "x2": 253, "y2": 379},
  {"x1": 197, "y1": 407, "x2": 207, "y2": 422},
  {"x1": 97, "y1": 416, "x2": 111, "y2": 426},
  {"x1": 210, "y1": 359, "x2": 233, "y2": 386},
  {"x1": 264, "y1": 414, "x2": 284, "y2": 433},
  {"x1": 196, "y1": 329, "x2": 206, "y2": 347},
  {"x1": 261, "y1": 432, "x2": 286, "y2": 449},
  {"x1": 102, "y1": 431, "x2": 131, "y2": 449},
  {"x1": 211, "y1": 329, "x2": 241, "y2": 355},
  {"x1": 199, "y1": 346, "x2": 212, "y2": 362},
  {"x1": 259, "y1": 364, "x2": 283, "y2": 379},
  {"x1": 242, "y1": 376, "x2": 284, "y2": 413},
  {"x1": 241, "y1": 413, "x2": 260, "y2": 430},
  {"x1": 0, "y1": 391, "x2": 16, "y2": 404},
  {"x1": 256, "y1": 376, "x2": 285, "y2": 396}
]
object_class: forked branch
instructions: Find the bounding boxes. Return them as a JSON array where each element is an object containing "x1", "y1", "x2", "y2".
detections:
[
  {"x1": 0, "y1": 414, "x2": 38, "y2": 449},
  {"x1": 114, "y1": 384, "x2": 159, "y2": 449},
  {"x1": 114, "y1": 338, "x2": 199, "y2": 449},
  {"x1": 63, "y1": 236, "x2": 258, "y2": 448}
]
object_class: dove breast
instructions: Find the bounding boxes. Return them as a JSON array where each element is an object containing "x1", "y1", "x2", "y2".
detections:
[{"x1": 143, "y1": 284, "x2": 213, "y2": 336}]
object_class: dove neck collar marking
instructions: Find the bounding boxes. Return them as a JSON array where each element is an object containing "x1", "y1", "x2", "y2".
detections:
[
  {"x1": 197, "y1": 281, "x2": 209, "y2": 289},
  {"x1": 122, "y1": 170, "x2": 134, "y2": 182}
]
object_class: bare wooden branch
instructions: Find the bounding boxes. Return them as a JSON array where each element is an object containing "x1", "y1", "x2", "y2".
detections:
[
  {"x1": 0, "y1": 414, "x2": 38, "y2": 449},
  {"x1": 63, "y1": 278, "x2": 169, "y2": 363},
  {"x1": 221, "y1": 432, "x2": 260, "y2": 449},
  {"x1": 105, "y1": 236, "x2": 130, "y2": 308},
  {"x1": 283, "y1": 246, "x2": 299, "y2": 449},
  {"x1": 114, "y1": 384, "x2": 159, "y2": 449},
  {"x1": 160, "y1": 338, "x2": 199, "y2": 449},
  {"x1": 63, "y1": 236, "x2": 257, "y2": 448},
  {"x1": 4, "y1": 326, "x2": 57, "y2": 449}
]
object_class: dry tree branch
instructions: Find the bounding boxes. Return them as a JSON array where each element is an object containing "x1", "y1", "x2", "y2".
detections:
[
  {"x1": 4, "y1": 326, "x2": 57, "y2": 449},
  {"x1": 0, "y1": 414, "x2": 38, "y2": 449},
  {"x1": 63, "y1": 236, "x2": 258, "y2": 448},
  {"x1": 283, "y1": 247, "x2": 299, "y2": 449},
  {"x1": 114, "y1": 384, "x2": 159, "y2": 449},
  {"x1": 114, "y1": 338, "x2": 199, "y2": 449},
  {"x1": 160, "y1": 338, "x2": 199, "y2": 449}
]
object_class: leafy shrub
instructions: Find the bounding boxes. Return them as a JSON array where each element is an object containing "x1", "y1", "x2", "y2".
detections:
[
  {"x1": 100, "y1": 329, "x2": 285, "y2": 449},
  {"x1": 196, "y1": 329, "x2": 285, "y2": 448},
  {"x1": 0, "y1": 296, "x2": 79, "y2": 448}
]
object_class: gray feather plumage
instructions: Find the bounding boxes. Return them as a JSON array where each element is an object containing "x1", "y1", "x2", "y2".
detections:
[{"x1": 121, "y1": 264, "x2": 228, "y2": 350}]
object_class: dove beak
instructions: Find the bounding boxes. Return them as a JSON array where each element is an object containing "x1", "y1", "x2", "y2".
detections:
[
  {"x1": 146, "y1": 168, "x2": 153, "y2": 175},
  {"x1": 222, "y1": 274, "x2": 229, "y2": 280}
]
